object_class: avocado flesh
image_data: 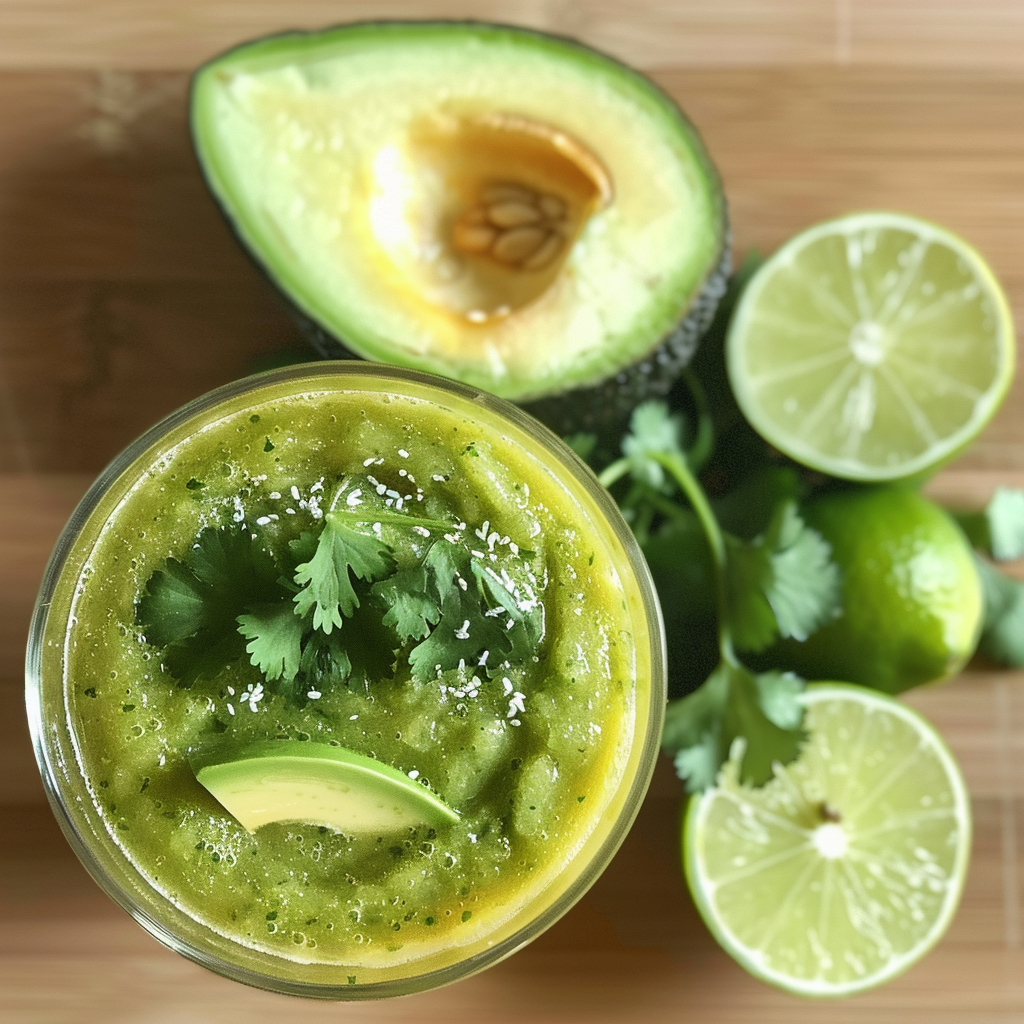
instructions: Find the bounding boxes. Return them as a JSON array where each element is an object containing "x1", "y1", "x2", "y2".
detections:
[
  {"x1": 192, "y1": 22, "x2": 727, "y2": 403},
  {"x1": 194, "y1": 740, "x2": 460, "y2": 834}
]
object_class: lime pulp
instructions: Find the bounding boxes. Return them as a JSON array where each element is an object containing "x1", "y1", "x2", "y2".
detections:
[
  {"x1": 684, "y1": 683, "x2": 972, "y2": 997},
  {"x1": 726, "y1": 212, "x2": 1015, "y2": 481}
]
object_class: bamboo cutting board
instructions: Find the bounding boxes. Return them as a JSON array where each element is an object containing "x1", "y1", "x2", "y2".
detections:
[{"x1": 0, "y1": 3, "x2": 1022, "y2": 1021}]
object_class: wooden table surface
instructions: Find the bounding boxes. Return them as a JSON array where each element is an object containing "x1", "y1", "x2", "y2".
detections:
[{"x1": 1, "y1": 2, "x2": 1022, "y2": 1021}]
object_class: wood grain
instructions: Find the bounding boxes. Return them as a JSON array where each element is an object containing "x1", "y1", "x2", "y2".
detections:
[{"x1": 1, "y1": 2, "x2": 1023, "y2": 1020}]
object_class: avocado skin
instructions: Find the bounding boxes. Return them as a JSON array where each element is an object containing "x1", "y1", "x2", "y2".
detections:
[{"x1": 192, "y1": 20, "x2": 730, "y2": 436}]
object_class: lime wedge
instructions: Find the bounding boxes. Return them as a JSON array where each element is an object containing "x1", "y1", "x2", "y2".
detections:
[
  {"x1": 726, "y1": 212, "x2": 1015, "y2": 480},
  {"x1": 684, "y1": 683, "x2": 971, "y2": 997}
]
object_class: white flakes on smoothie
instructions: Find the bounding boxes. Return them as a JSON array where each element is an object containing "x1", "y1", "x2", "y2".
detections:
[
  {"x1": 231, "y1": 495, "x2": 246, "y2": 523},
  {"x1": 407, "y1": 768, "x2": 419, "y2": 779},
  {"x1": 398, "y1": 449, "x2": 410, "y2": 459},
  {"x1": 363, "y1": 457, "x2": 376, "y2": 467},
  {"x1": 502, "y1": 677, "x2": 514, "y2": 696},
  {"x1": 290, "y1": 485, "x2": 301, "y2": 501},
  {"x1": 412, "y1": 525, "x2": 431, "y2": 537},
  {"x1": 269, "y1": 491, "x2": 282, "y2": 500},
  {"x1": 346, "y1": 488, "x2": 363, "y2": 507},
  {"x1": 307, "y1": 689, "x2": 322, "y2": 700},
  {"x1": 226, "y1": 703, "x2": 235, "y2": 716}
]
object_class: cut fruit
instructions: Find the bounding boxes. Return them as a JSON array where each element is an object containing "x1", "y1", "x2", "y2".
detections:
[
  {"x1": 726, "y1": 212, "x2": 1015, "y2": 481},
  {"x1": 193, "y1": 740, "x2": 459, "y2": 834},
  {"x1": 191, "y1": 22, "x2": 728, "y2": 420},
  {"x1": 684, "y1": 683, "x2": 971, "y2": 997}
]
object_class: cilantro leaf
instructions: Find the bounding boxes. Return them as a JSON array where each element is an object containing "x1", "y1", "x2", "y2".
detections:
[
  {"x1": 372, "y1": 565, "x2": 442, "y2": 642},
  {"x1": 472, "y1": 560, "x2": 545, "y2": 660},
  {"x1": 955, "y1": 487, "x2": 1024, "y2": 562},
  {"x1": 725, "y1": 501, "x2": 841, "y2": 653},
  {"x1": 621, "y1": 401, "x2": 688, "y2": 490},
  {"x1": 975, "y1": 556, "x2": 1024, "y2": 666},
  {"x1": 407, "y1": 581, "x2": 509, "y2": 681},
  {"x1": 299, "y1": 628, "x2": 353, "y2": 692},
  {"x1": 136, "y1": 524, "x2": 281, "y2": 683},
  {"x1": 662, "y1": 663, "x2": 806, "y2": 792},
  {"x1": 564, "y1": 432, "x2": 598, "y2": 463},
  {"x1": 293, "y1": 513, "x2": 395, "y2": 633},
  {"x1": 369, "y1": 536, "x2": 472, "y2": 644},
  {"x1": 237, "y1": 601, "x2": 304, "y2": 682},
  {"x1": 404, "y1": 542, "x2": 544, "y2": 681}
]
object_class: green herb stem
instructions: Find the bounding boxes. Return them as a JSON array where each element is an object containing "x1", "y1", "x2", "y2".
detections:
[
  {"x1": 648, "y1": 450, "x2": 737, "y2": 667},
  {"x1": 597, "y1": 458, "x2": 631, "y2": 491},
  {"x1": 680, "y1": 368, "x2": 714, "y2": 472}
]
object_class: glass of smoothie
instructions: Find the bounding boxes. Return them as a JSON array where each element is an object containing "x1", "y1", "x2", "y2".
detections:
[{"x1": 27, "y1": 362, "x2": 665, "y2": 998}]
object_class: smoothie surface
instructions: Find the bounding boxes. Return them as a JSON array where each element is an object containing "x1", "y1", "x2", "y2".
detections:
[{"x1": 46, "y1": 372, "x2": 654, "y2": 979}]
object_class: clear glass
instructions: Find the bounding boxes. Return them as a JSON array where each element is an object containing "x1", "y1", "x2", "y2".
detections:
[{"x1": 26, "y1": 362, "x2": 666, "y2": 999}]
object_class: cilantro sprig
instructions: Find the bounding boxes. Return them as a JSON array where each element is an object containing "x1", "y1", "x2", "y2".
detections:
[
  {"x1": 952, "y1": 487, "x2": 1024, "y2": 668},
  {"x1": 136, "y1": 489, "x2": 545, "y2": 700},
  {"x1": 595, "y1": 400, "x2": 841, "y2": 792},
  {"x1": 953, "y1": 487, "x2": 1024, "y2": 562}
]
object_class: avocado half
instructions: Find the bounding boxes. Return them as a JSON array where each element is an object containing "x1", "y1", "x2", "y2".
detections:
[{"x1": 191, "y1": 22, "x2": 729, "y2": 428}]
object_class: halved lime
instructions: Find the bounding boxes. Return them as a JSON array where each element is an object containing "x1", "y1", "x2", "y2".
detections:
[
  {"x1": 684, "y1": 683, "x2": 971, "y2": 997},
  {"x1": 726, "y1": 212, "x2": 1015, "y2": 480}
]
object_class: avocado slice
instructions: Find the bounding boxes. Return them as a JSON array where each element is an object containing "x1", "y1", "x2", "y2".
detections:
[
  {"x1": 193, "y1": 741, "x2": 459, "y2": 834},
  {"x1": 191, "y1": 22, "x2": 728, "y2": 427}
]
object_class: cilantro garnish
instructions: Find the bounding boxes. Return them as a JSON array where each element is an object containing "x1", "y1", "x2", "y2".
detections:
[
  {"x1": 954, "y1": 487, "x2": 1024, "y2": 562},
  {"x1": 597, "y1": 400, "x2": 843, "y2": 791},
  {"x1": 725, "y1": 501, "x2": 841, "y2": 653},
  {"x1": 974, "y1": 557, "x2": 1024, "y2": 667},
  {"x1": 136, "y1": 524, "x2": 281, "y2": 683},
  {"x1": 136, "y1": 488, "x2": 545, "y2": 700},
  {"x1": 237, "y1": 602, "x2": 303, "y2": 681},
  {"x1": 292, "y1": 513, "x2": 395, "y2": 632},
  {"x1": 662, "y1": 663, "x2": 804, "y2": 790}
]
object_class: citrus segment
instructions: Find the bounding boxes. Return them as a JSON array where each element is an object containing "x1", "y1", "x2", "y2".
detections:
[
  {"x1": 726, "y1": 212, "x2": 1014, "y2": 480},
  {"x1": 684, "y1": 684, "x2": 971, "y2": 996}
]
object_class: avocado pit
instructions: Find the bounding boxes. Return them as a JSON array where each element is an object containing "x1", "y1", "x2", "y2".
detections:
[{"x1": 369, "y1": 112, "x2": 612, "y2": 322}]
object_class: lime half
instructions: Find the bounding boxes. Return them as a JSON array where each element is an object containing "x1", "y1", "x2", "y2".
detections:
[
  {"x1": 727, "y1": 212, "x2": 1015, "y2": 480},
  {"x1": 684, "y1": 684, "x2": 971, "y2": 997}
]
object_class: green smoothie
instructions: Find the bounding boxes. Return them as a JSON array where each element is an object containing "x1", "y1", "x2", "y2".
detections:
[{"x1": 29, "y1": 365, "x2": 664, "y2": 996}]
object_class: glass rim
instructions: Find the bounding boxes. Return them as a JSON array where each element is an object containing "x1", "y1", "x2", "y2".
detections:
[{"x1": 26, "y1": 360, "x2": 667, "y2": 999}]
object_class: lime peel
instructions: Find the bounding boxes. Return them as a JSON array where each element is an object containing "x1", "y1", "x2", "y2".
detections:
[{"x1": 684, "y1": 683, "x2": 971, "y2": 997}]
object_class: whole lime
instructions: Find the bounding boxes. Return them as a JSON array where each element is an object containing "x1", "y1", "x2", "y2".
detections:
[{"x1": 767, "y1": 485, "x2": 982, "y2": 693}]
